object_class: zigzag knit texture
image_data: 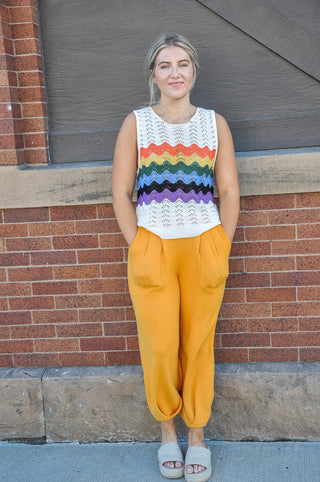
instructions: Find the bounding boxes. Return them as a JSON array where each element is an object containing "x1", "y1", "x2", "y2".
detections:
[{"x1": 134, "y1": 106, "x2": 221, "y2": 239}]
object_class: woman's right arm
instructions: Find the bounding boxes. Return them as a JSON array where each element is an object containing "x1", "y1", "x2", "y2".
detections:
[{"x1": 112, "y1": 112, "x2": 139, "y2": 247}]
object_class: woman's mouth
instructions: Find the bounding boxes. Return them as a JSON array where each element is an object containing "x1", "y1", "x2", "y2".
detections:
[{"x1": 169, "y1": 82, "x2": 183, "y2": 87}]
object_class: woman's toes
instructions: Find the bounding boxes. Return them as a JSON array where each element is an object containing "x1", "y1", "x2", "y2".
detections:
[
  {"x1": 175, "y1": 461, "x2": 183, "y2": 468},
  {"x1": 186, "y1": 465, "x2": 193, "y2": 473}
]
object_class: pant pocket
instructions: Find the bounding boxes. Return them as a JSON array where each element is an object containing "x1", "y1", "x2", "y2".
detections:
[
  {"x1": 128, "y1": 228, "x2": 163, "y2": 288},
  {"x1": 199, "y1": 225, "x2": 230, "y2": 289}
]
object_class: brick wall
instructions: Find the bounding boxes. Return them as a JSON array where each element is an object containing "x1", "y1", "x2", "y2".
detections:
[
  {"x1": 0, "y1": 194, "x2": 319, "y2": 368},
  {"x1": 0, "y1": 1, "x2": 319, "y2": 369},
  {"x1": 0, "y1": 0, "x2": 47, "y2": 165}
]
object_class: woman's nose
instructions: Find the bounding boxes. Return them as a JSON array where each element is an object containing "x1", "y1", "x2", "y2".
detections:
[{"x1": 171, "y1": 65, "x2": 179, "y2": 77}]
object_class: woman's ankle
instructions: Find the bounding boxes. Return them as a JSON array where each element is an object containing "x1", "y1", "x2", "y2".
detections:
[
  {"x1": 188, "y1": 427, "x2": 205, "y2": 447},
  {"x1": 161, "y1": 419, "x2": 178, "y2": 444}
]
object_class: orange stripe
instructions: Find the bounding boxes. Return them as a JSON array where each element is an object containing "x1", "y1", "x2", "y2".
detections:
[{"x1": 140, "y1": 142, "x2": 216, "y2": 159}]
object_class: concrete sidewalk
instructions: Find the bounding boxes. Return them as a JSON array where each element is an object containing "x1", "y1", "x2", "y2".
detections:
[{"x1": 0, "y1": 441, "x2": 319, "y2": 482}]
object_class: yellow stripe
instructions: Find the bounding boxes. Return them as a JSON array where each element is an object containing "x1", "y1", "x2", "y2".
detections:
[{"x1": 140, "y1": 152, "x2": 214, "y2": 169}]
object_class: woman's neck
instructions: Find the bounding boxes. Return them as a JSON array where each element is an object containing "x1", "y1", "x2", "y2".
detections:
[{"x1": 155, "y1": 98, "x2": 195, "y2": 124}]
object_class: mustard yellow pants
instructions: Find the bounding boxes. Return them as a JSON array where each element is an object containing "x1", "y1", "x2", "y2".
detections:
[{"x1": 128, "y1": 224, "x2": 231, "y2": 428}]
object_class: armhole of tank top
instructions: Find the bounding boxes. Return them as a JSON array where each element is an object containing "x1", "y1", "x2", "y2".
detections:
[
  {"x1": 133, "y1": 110, "x2": 141, "y2": 173},
  {"x1": 212, "y1": 110, "x2": 218, "y2": 170}
]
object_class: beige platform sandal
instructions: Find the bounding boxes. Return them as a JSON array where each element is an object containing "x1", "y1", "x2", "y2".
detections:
[{"x1": 157, "y1": 442, "x2": 184, "y2": 479}]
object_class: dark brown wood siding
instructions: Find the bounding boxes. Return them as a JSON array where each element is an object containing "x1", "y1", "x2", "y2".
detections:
[{"x1": 38, "y1": 0, "x2": 320, "y2": 163}]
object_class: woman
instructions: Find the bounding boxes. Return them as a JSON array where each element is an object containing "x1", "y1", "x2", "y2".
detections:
[{"x1": 112, "y1": 32, "x2": 239, "y2": 482}]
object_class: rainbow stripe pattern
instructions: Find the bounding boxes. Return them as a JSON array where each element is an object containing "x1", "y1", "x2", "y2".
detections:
[{"x1": 134, "y1": 106, "x2": 221, "y2": 239}]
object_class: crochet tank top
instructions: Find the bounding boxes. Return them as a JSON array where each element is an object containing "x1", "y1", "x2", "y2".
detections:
[{"x1": 134, "y1": 106, "x2": 221, "y2": 239}]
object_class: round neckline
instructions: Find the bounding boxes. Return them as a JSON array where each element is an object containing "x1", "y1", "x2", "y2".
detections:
[{"x1": 150, "y1": 105, "x2": 198, "y2": 126}]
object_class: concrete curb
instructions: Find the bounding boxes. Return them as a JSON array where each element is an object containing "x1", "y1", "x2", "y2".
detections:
[{"x1": 0, "y1": 363, "x2": 319, "y2": 442}]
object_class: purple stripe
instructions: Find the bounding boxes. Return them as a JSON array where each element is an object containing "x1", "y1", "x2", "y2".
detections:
[{"x1": 137, "y1": 189, "x2": 215, "y2": 206}]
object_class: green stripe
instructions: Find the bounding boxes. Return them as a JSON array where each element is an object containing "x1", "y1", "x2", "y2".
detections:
[{"x1": 139, "y1": 160, "x2": 213, "y2": 178}]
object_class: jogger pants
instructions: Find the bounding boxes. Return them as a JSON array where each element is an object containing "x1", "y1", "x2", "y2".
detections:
[{"x1": 128, "y1": 224, "x2": 231, "y2": 427}]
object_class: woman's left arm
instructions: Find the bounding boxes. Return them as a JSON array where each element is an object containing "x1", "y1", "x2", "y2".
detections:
[{"x1": 214, "y1": 113, "x2": 240, "y2": 242}]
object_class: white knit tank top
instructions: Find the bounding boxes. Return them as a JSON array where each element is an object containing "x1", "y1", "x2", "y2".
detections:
[{"x1": 134, "y1": 106, "x2": 221, "y2": 239}]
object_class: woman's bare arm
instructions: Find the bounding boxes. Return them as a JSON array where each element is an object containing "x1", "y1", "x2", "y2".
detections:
[
  {"x1": 214, "y1": 113, "x2": 240, "y2": 242},
  {"x1": 112, "y1": 112, "x2": 139, "y2": 246}
]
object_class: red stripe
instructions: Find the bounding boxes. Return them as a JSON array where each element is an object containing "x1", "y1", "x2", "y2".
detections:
[{"x1": 140, "y1": 142, "x2": 216, "y2": 159}]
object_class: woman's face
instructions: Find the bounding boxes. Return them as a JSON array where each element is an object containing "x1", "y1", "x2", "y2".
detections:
[{"x1": 153, "y1": 46, "x2": 195, "y2": 101}]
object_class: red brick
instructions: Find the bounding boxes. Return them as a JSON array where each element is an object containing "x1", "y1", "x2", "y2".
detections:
[
  {"x1": 14, "y1": 353, "x2": 58, "y2": 367},
  {"x1": 97, "y1": 204, "x2": 116, "y2": 219},
  {"x1": 0, "y1": 326, "x2": 10, "y2": 339},
  {"x1": 0, "y1": 354, "x2": 13, "y2": 368},
  {"x1": 214, "y1": 348, "x2": 248, "y2": 363},
  {"x1": 238, "y1": 211, "x2": 269, "y2": 227},
  {"x1": 0, "y1": 133, "x2": 19, "y2": 149},
  {"x1": 6, "y1": 0, "x2": 37, "y2": 6},
  {"x1": 300, "y1": 348, "x2": 320, "y2": 362},
  {"x1": 50, "y1": 205, "x2": 97, "y2": 221},
  {"x1": 229, "y1": 257, "x2": 245, "y2": 273},
  {"x1": 77, "y1": 248, "x2": 123, "y2": 264},
  {"x1": 231, "y1": 242, "x2": 271, "y2": 258},
  {"x1": 233, "y1": 228, "x2": 245, "y2": 243},
  {"x1": 297, "y1": 224, "x2": 320, "y2": 239},
  {"x1": 227, "y1": 273, "x2": 270, "y2": 288},
  {"x1": 0, "y1": 282, "x2": 31, "y2": 296},
  {"x1": 269, "y1": 209, "x2": 320, "y2": 226},
  {"x1": 220, "y1": 302, "x2": 271, "y2": 319},
  {"x1": 272, "y1": 271, "x2": 320, "y2": 287},
  {"x1": 221, "y1": 333, "x2": 270, "y2": 347},
  {"x1": 33, "y1": 310, "x2": 78, "y2": 324},
  {"x1": 216, "y1": 318, "x2": 247, "y2": 333},
  {"x1": 22, "y1": 102, "x2": 47, "y2": 118},
  {"x1": 272, "y1": 240, "x2": 320, "y2": 256},
  {"x1": 31, "y1": 250, "x2": 76, "y2": 266},
  {"x1": 107, "y1": 351, "x2": 141, "y2": 366},
  {"x1": 9, "y1": 295, "x2": 54, "y2": 311},
  {"x1": 9, "y1": 5, "x2": 37, "y2": 23},
  {"x1": 296, "y1": 192, "x2": 320, "y2": 208},
  {"x1": 11, "y1": 22, "x2": 38, "y2": 40},
  {"x1": 35, "y1": 338, "x2": 79, "y2": 353},
  {"x1": 56, "y1": 323, "x2": 102, "y2": 338},
  {"x1": 15, "y1": 38, "x2": 41, "y2": 56},
  {"x1": 52, "y1": 235, "x2": 98, "y2": 250},
  {"x1": 299, "y1": 317, "x2": 320, "y2": 331},
  {"x1": 99, "y1": 233, "x2": 127, "y2": 248},
  {"x1": 22, "y1": 118, "x2": 47, "y2": 133},
  {"x1": 104, "y1": 322, "x2": 137, "y2": 336},
  {"x1": 54, "y1": 265, "x2": 100, "y2": 280},
  {"x1": 245, "y1": 256, "x2": 296, "y2": 273},
  {"x1": 297, "y1": 255, "x2": 320, "y2": 271},
  {"x1": 55, "y1": 294, "x2": 102, "y2": 309},
  {"x1": 24, "y1": 131, "x2": 46, "y2": 148},
  {"x1": 298, "y1": 287, "x2": 320, "y2": 301},
  {"x1": 0, "y1": 311, "x2": 31, "y2": 325},
  {"x1": 272, "y1": 332, "x2": 320, "y2": 347},
  {"x1": 32, "y1": 281, "x2": 77, "y2": 295},
  {"x1": 4, "y1": 207, "x2": 49, "y2": 223},
  {"x1": 247, "y1": 287, "x2": 296, "y2": 303},
  {"x1": 246, "y1": 225, "x2": 296, "y2": 241},
  {"x1": 28, "y1": 221, "x2": 75, "y2": 237},
  {"x1": 79, "y1": 308, "x2": 125, "y2": 323},
  {"x1": 78, "y1": 278, "x2": 124, "y2": 294},
  {"x1": 243, "y1": 194, "x2": 295, "y2": 211},
  {"x1": 126, "y1": 336, "x2": 139, "y2": 350},
  {"x1": 11, "y1": 324, "x2": 55, "y2": 339},
  {"x1": 8, "y1": 266, "x2": 53, "y2": 282},
  {"x1": 272, "y1": 302, "x2": 320, "y2": 318},
  {"x1": 0, "y1": 298, "x2": 8, "y2": 310},
  {"x1": 0, "y1": 269, "x2": 6, "y2": 282},
  {"x1": 0, "y1": 223, "x2": 28, "y2": 237},
  {"x1": 0, "y1": 4, "x2": 10, "y2": 23},
  {"x1": 0, "y1": 252, "x2": 30, "y2": 266},
  {"x1": 100, "y1": 263, "x2": 127, "y2": 278},
  {"x1": 80, "y1": 337, "x2": 125, "y2": 351},
  {"x1": 6, "y1": 237, "x2": 51, "y2": 252},
  {"x1": 248, "y1": 318, "x2": 298, "y2": 332},
  {"x1": 222, "y1": 288, "x2": 246, "y2": 303},
  {"x1": 249, "y1": 348, "x2": 298, "y2": 362},
  {"x1": 59, "y1": 352, "x2": 105, "y2": 367},
  {"x1": 102, "y1": 293, "x2": 129, "y2": 308},
  {"x1": 0, "y1": 339, "x2": 33, "y2": 353},
  {"x1": 19, "y1": 87, "x2": 45, "y2": 105},
  {"x1": 75, "y1": 220, "x2": 111, "y2": 234}
]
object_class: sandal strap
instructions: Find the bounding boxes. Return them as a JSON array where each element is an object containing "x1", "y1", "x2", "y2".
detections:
[
  {"x1": 158, "y1": 442, "x2": 184, "y2": 465},
  {"x1": 185, "y1": 446, "x2": 211, "y2": 468}
]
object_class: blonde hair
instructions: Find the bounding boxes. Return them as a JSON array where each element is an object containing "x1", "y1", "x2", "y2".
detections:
[{"x1": 144, "y1": 32, "x2": 199, "y2": 105}]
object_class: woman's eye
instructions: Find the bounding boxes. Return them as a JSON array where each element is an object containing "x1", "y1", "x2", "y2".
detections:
[{"x1": 160, "y1": 65, "x2": 168, "y2": 69}]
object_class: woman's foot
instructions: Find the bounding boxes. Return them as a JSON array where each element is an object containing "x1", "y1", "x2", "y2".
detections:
[
  {"x1": 185, "y1": 427, "x2": 206, "y2": 475},
  {"x1": 161, "y1": 419, "x2": 183, "y2": 470}
]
